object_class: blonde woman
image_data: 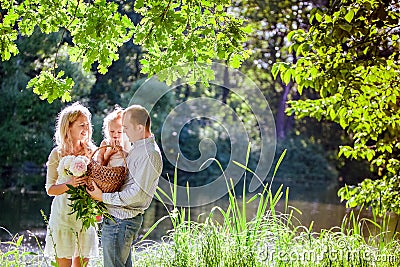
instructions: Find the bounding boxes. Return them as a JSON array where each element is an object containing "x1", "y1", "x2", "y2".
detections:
[
  {"x1": 44, "y1": 102, "x2": 99, "y2": 267},
  {"x1": 97, "y1": 106, "x2": 131, "y2": 167}
]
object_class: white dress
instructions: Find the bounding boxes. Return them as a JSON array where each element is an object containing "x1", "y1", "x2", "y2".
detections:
[{"x1": 44, "y1": 147, "x2": 99, "y2": 259}]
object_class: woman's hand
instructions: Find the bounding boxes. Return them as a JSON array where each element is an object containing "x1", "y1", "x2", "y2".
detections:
[{"x1": 67, "y1": 176, "x2": 86, "y2": 187}]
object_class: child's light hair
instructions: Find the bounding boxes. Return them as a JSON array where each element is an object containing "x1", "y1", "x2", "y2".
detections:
[
  {"x1": 55, "y1": 102, "x2": 94, "y2": 156},
  {"x1": 102, "y1": 106, "x2": 124, "y2": 141}
]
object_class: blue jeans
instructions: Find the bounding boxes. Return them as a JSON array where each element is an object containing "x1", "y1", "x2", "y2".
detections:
[{"x1": 101, "y1": 214, "x2": 143, "y2": 267}]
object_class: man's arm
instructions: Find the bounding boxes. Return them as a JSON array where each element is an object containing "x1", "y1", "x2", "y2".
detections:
[
  {"x1": 88, "y1": 152, "x2": 162, "y2": 206},
  {"x1": 103, "y1": 152, "x2": 162, "y2": 206}
]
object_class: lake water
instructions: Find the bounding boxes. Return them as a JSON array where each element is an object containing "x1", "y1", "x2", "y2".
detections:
[{"x1": 1, "y1": 180, "x2": 398, "y2": 249}]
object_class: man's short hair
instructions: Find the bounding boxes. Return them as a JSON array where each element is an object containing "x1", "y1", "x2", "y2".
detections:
[{"x1": 124, "y1": 105, "x2": 151, "y2": 132}]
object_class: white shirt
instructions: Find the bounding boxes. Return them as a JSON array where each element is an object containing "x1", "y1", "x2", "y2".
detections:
[{"x1": 102, "y1": 136, "x2": 163, "y2": 219}]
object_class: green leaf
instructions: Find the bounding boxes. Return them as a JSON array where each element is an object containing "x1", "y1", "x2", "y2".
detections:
[
  {"x1": 283, "y1": 68, "x2": 292, "y2": 85},
  {"x1": 325, "y1": 15, "x2": 332, "y2": 23},
  {"x1": 315, "y1": 12, "x2": 323, "y2": 22},
  {"x1": 329, "y1": 107, "x2": 336, "y2": 120},
  {"x1": 287, "y1": 30, "x2": 297, "y2": 42},
  {"x1": 366, "y1": 150, "x2": 374, "y2": 161},
  {"x1": 242, "y1": 24, "x2": 252, "y2": 34},
  {"x1": 345, "y1": 9, "x2": 355, "y2": 23},
  {"x1": 296, "y1": 43, "x2": 305, "y2": 57},
  {"x1": 338, "y1": 23, "x2": 352, "y2": 32},
  {"x1": 135, "y1": 0, "x2": 144, "y2": 9},
  {"x1": 271, "y1": 64, "x2": 279, "y2": 80},
  {"x1": 339, "y1": 116, "x2": 348, "y2": 129},
  {"x1": 229, "y1": 54, "x2": 242, "y2": 68}
]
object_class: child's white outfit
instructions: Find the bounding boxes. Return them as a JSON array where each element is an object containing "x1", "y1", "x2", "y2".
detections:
[
  {"x1": 44, "y1": 147, "x2": 99, "y2": 259},
  {"x1": 106, "y1": 147, "x2": 125, "y2": 167}
]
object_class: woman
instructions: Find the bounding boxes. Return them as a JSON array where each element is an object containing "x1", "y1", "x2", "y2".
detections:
[{"x1": 44, "y1": 102, "x2": 99, "y2": 267}]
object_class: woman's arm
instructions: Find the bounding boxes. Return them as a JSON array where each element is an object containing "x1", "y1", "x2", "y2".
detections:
[{"x1": 47, "y1": 176, "x2": 86, "y2": 196}]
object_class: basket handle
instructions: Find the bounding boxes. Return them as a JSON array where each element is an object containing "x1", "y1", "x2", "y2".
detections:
[{"x1": 90, "y1": 145, "x2": 128, "y2": 171}]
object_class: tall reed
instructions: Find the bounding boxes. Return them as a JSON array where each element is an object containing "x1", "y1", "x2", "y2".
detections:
[{"x1": 133, "y1": 148, "x2": 400, "y2": 267}]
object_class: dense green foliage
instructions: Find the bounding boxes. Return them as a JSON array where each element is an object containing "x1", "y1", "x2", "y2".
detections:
[
  {"x1": 0, "y1": 0, "x2": 250, "y2": 102},
  {"x1": 273, "y1": 0, "x2": 400, "y2": 214},
  {"x1": 0, "y1": 0, "x2": 366, "y2": 193},
  {"x1": 0, "y1": 28, "x2": 95, "y2": 189},
  {"x1": 274, "y1": 135, "x2": 338, "y2": 183},
  {"x1": 339, "y1": 175, "x2": 400, "y2": 216}
]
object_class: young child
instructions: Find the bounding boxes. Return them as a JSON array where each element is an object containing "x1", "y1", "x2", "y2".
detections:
[{"x1": 97, "y1": 106, "x2": 131, "y2": 167}]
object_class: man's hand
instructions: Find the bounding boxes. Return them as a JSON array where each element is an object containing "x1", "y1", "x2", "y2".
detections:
[{"x1": 87, "y1": 181, "x2": 103, "y2": 201}]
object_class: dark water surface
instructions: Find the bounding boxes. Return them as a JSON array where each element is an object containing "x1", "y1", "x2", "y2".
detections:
[{"x1": 0, "y1": 181, "x2": 398, "y2": 249}]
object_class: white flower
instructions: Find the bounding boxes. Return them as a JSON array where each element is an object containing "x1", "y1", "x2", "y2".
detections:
[
  {"x1": 57, "y1": 155, "x2": 89, "y2": 178},
  {"x1": 63, "y1": 156, "x2": 75, "y2": 170},
  {"x1": 70, "y1": 156, "x2": 89, "y2": 177},
  {"x1": 57, "y1": 155, "x2": 75, "y2": 178}
]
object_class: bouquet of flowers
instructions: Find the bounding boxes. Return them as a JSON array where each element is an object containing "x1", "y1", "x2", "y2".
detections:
[
  {"x1": 57, "y1": 155, "x2": 90, "y2": 178},
  {"x1": 57, "y1": 155, "x2": 107, "y2": 230}
]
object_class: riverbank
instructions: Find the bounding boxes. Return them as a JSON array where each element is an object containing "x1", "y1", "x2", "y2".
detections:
[{"x1": 2, "y1": 193, "x2": 400, "y2": 266}]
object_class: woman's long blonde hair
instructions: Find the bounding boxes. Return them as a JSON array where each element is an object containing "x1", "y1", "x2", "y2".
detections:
[{"x1": 54, "y1": 102, "x2": 94, "y2": 157}]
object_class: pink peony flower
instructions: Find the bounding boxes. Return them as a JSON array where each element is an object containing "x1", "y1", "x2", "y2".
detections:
[
  {"x1": 76, "y1": 155, "x2": 90, "y2": 165},
  {"x1": 70, "y1": 156, "x2": 89, "y2": 177}
]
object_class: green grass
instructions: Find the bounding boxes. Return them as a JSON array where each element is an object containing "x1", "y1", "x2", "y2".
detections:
[
  {"x1": 129, "y1": 186, "x2": 400, "y2": 267},
  {"x1": 2, "y1": 194, "x2": 399, "y2": 267},
  {"x1": 130, "y1": 150, "x2": 400, "y2": 267},
  {"x1": 1, "y1": 150, "x2": 400, "y2": 266},
  {"x1": 0, "y1": 228, "x2": 47, "y2": 266}
]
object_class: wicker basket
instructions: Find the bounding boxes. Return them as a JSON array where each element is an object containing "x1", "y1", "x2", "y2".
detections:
[{"x1": 86, "y1": 145, "x2": 127, "y2": 193}]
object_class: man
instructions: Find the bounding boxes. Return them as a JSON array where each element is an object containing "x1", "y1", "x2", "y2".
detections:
[{"x1": 88, "y1": 104, "x2": 163, "y2": 267}]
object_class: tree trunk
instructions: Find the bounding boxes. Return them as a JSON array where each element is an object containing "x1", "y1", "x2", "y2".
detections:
[
  {"x1": 222, "y1": 65, "x2": 230, "y2": 104},
  {"x1": 276, "y1": 80, "x2": 292, "y2": 140}
]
